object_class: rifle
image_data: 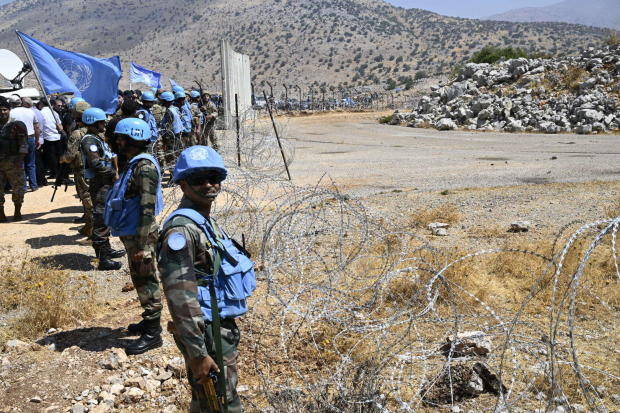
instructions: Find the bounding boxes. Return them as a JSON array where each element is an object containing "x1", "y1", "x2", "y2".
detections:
[
  {"x1": 202, "y1": 372, "x2": 224, "y2": 412},
  {"x1": 50, "y1": 163, "x2": 69, "y2": 202}
]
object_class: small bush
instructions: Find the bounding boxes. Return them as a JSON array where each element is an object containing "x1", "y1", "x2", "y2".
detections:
[
  {"x1": 470, "y1": 46, "x2": 530, "y2": 64},
  {"x1": 606, "y1": 32, "x2": 620, "y2": 46}
]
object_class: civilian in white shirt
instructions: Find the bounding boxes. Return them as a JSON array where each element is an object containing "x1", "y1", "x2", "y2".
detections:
[
  {"x1": 9, "y1": 96, "x2": 40, "y2": 191},
  {"x1": 40, "y1": 98, "x2": 64, "y2": 180}
]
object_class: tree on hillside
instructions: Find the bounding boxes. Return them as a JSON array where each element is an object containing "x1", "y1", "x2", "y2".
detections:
[{"x1": 470, "y1": 46, "x2": 529, "y2": 64}]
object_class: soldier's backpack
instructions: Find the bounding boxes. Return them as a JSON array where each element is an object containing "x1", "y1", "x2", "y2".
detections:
[{"x1": 0, "y1": 121, "x2": 26, "y2": 158}]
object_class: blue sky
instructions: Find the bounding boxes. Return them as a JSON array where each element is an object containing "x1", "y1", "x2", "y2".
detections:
[{"x1": 386, "y1": 0, "x2": 560, "y2": 18}]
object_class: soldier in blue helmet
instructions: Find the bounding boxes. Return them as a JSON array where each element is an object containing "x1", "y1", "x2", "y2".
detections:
[
  {"x1": 137, "y1": 91, "x2": 159, "y2": 143},
  {"x1": 157, "y1": 146, "x2": 255, "y2": 412},
  {"x1": 80, "y1": 108, "x2": 125, "y2": 271},
  {"x1": 159, "y1": 91, "x2": 184, "y2": 167},
  {"x1": 105, "y1": 117, "x2": 165, "y2": 355},
  {"x1": 174, "y1": 91, "x2": 194, "y2": 147}
]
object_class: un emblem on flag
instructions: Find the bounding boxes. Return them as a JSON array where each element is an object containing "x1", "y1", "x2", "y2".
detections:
[{"x1": 55, "y1": 58, "x2": 93, "y2": 92}]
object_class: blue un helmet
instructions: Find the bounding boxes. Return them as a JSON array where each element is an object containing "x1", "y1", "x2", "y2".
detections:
[
  {"x1": 82, "y1": 107, "x2": 107, "y2": 125},
  {"x1": 114, "y1": 118, "x2": 152, "y2": 141},
  {"x1": 174, "y1": 91, "x2": 186, "y2": 100},
  {"x1": 69, "y1": 97, "x2": 85, "y2": 110},
  {"x1": 172, "y1": 146, "x2": 227, "y2": 184},
  {"x1": 190, "y1": 90, "x2": 200, "y2": 98},
  {"x1": 141, "y1": 91, "x2": 156, "y2": 102},
  {"x1": 172, "y1": 85, "x2": 184, "y2": 94},
  {"x1": 159, "y1": 91, "x2": 175, "y2": 102}
]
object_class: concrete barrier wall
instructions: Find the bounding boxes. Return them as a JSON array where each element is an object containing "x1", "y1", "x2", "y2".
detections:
[{"x1": 220, "y1": 40, "x2": 252, "y2": 130}]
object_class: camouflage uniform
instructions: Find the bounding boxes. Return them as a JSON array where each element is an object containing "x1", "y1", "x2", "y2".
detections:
[
  {"x1": 0, "y1": 120, "x2": 27, "y2": 208},
  {"x1": 152, "y1": 103, "x2": 165, "y2": 124},
  {"x1": 190, "y1": 103, "x2": 203, "y2": 145},
  {"x1": 157, "y1": 197, "x2": 242, "y2": 413},
  {"x1": 201, "y1": 101, "x2": 219, "y2": 151},
  {"x1": 149, "y1": 104, "x2": 167, "y2": 170},
  {"x1": 81, "y1": 132, "x2": 116, "y2": 251},
  {"x1": 61, "y1": 125, "x2": 94, "y2": 230},
  {"x1": 120, "y1": 158, "x2": 163, "y2": 322}
]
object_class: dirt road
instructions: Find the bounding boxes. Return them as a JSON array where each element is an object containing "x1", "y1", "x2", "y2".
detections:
[{"x1": 285, "y1": 112, "x2": 620, "y2": 194}]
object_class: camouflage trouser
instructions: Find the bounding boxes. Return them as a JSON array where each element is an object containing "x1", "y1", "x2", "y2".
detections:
[
  {"x1": 152, "y1": 139, "x2": 167, "y2": 172},
  {"x1": 182, "y1": 132, "x2": 196, "y2": 149},
  {"x1": 120, "y1": 233, "x2": 163, "y2": 321},
  {"x1": 0, "y1": 158, "x2": 25, "y2": 207},
  {"x1": 205, "y1": 123, "x2": 218, "y2": 152},
  {"x1": 90, "y1": 184, "x2": 111, "y2": 248},
  {"x1": 74, "y1": 168, "x2": 93, "y2": 228},
  {"x1": 174, "y1": 319, "x2": 242, "y2": 413}
]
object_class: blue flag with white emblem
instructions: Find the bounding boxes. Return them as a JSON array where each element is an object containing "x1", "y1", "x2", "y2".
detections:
[
  {"x1": 130, "y1": 62, "x2": 162, "y2": 89},
  {"x1": 17, "y1": 31, "x2": 122, "y2": 114}
]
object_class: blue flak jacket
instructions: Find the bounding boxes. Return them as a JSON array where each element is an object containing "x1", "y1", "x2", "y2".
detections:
[
  {"x1": 164, "y1": 208, "x2": 257, "y2": 321},
  {"x1": 104, "y1": 153, "x2": 164, "y2": 236},
  {"x1": 136, "y1": 109, "x2": 159, "y2": 142},
  {"x1": 81, "y1": 134, "x2": 114, "y2": 180}
]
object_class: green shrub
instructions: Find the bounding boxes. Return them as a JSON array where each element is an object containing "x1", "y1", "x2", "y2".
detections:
[
  {"x1": 379, "y1": 114, "x2": 394, "y2": 124},
  {"x1": 470, "y1": 46, "x2": 529, "y2": 64}
]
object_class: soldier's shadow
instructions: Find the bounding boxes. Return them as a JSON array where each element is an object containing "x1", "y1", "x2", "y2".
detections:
[
  {"x1": 37, "y1": 326, "x2": 129, "y2": 353},
  {"x1": 32, "y1": 252, "x2": 93, "y2": 271},
  {"x1": 26, "y1": 233, "x2": 84, "y2": 249},
  {"x1": 21, "y1": 205, "x2": 83, "y2": 224}
]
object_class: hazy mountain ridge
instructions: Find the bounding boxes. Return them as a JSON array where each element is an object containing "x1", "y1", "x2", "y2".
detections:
[
  {"x1": 488, "y1": 0, "x2": 620, "y2": 30},
  {"x1": 0, "y1": 0, "x2": 611, "y2": 91}
]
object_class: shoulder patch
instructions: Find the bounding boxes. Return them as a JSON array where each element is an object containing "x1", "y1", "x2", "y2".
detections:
[
  {"x1": 89, "y1": 144, "x2": 98, "y2": 152},
  {"x1": 167, "y1": 232, "x2": 187, "y2": 251}
]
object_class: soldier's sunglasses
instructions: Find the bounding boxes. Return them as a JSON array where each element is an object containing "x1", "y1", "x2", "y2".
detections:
[{"x1": 186, "y1": 173, "x2": 224, "y2": 186}]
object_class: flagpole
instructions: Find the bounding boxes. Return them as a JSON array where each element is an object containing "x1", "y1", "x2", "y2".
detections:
[{"x1": 15, "y1": 30, "x2": 53, "y2": 109}]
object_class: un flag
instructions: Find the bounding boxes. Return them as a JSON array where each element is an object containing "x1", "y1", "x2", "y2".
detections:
[{"x1": 17, "y1": 31, "x2": 122, "y2": 114}]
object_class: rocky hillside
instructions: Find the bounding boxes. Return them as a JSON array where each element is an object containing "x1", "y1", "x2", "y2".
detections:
[
  {"x1": 388, "y1": 44, "x2": 620, "y2": 135},
  {"x1": 488, "y1": 0, "x2": 620, "y2": 31},
  {"x1": 0, "y1": 0, "x2": 612, "y2": 91}
]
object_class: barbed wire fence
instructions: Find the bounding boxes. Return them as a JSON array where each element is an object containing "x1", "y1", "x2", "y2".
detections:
[{"x1": 155, "y1": 106, "x2": 620, "y2": 412}]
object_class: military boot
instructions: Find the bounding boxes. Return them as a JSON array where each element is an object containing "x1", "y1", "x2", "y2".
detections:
[
  {"x1": 95, "y1": 246, "x2": 122, "y2": 271},
  {"x1": 0, "y1": 206, "x2": 6, "y2": 223},
  {"x1": 13, "y1": 204, "x2": 22, "y2": 222},
  {"x1": 78, "y1": 222, "x2": 93, "y2": 237},
  {"x1": 126, "y1": 319, "x2": 147, "y2": 336},
  {"x1": 102, "y1": 241, "x2": 126, "y2": 259},
  {"x1": 125, "y1": 319, "x2": 162, "y2": 355}
]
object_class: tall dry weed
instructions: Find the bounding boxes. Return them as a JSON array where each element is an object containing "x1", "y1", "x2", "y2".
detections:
[{"x1": 0, "y1": 258, "x2": 98, "y2": 340}]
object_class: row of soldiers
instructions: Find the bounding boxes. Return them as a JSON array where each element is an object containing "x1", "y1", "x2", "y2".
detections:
[
  {"x1": 0, "y1": 84, "x2": 251, "y2": 411},
  {"x1": 59, "y1": 87, "x2": 220, "y2": 251}
]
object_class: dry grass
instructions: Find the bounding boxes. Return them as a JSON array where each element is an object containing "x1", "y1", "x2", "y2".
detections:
[
  {"x1": 560, "y1": 66, "x2": 588, "y2": 91},
  {"x1": 0, "y1": 257, "x2": 99, "y2": 341},
  {"x1": 604, "y1": 199, "x2": 620, "y2": 218},
  {"x1": 409, "y1": 203, "x2": 462, "y2": 228}
]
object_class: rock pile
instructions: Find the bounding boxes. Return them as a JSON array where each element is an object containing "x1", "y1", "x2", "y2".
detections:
[
  {"x1": 67, "y1": 350, "x2": 187, "y2": 413},
  {"x1": 390, "y1": 44, "x2": 620, "y2": 134}
]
